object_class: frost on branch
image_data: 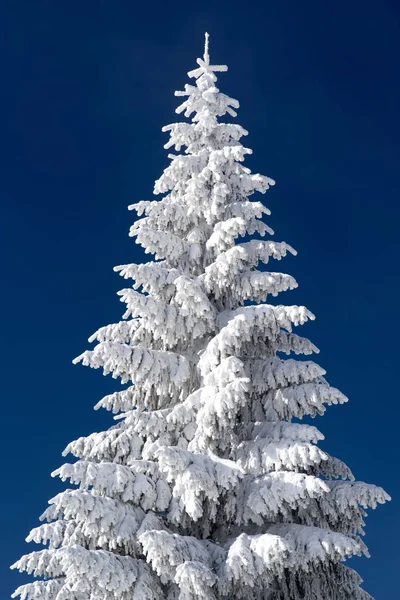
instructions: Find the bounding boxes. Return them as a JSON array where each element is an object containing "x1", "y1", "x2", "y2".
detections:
[
  {"x1": 12, "y1": 547, "x2": 163, "y2": 600},
  {"x1": 12, "y1": 32, "x2": 389, "y2": 600},
  {"x1": 52, "y1": 460, "x2": 171, "y2": 512}
]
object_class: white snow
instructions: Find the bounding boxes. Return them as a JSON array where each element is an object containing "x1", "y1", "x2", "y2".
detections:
[{"x1": 12, "y1": 32, "x2": 390, "y2": 600}]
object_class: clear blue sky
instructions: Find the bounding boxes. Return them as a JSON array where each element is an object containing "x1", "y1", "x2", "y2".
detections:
[{"x1": 1, "y1": 1, "x2": 399, "y2": 597}]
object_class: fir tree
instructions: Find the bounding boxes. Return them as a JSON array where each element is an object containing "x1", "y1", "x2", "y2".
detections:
[{"x1": 12, "y1": 34, "x2": 390, "y2": 600}]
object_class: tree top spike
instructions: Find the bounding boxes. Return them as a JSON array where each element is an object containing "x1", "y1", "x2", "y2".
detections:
[{"x1": 204, "y1": 32, "x2": 210, "y2": 66}]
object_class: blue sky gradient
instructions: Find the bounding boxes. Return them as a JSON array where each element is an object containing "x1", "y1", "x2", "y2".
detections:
[{"x1": 1, "y1": 1, "x2": 399, "y2": 597}]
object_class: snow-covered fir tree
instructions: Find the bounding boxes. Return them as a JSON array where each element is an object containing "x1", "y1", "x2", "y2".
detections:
[{"x1": 12, "y1": 34, "x2": 390, "y2": 600}]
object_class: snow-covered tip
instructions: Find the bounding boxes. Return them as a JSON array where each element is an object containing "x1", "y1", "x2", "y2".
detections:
[
  {"x1": 188, "y1": 32, "x2": 228, "y2": 79},
  {"x1": 204, "y1": 32, "x2": 210, "y2": 65}
]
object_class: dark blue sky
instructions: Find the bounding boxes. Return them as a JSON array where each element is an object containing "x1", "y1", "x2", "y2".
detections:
[{"x1": 2, "y1": 1, "x2": 399, "y2": 597}]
